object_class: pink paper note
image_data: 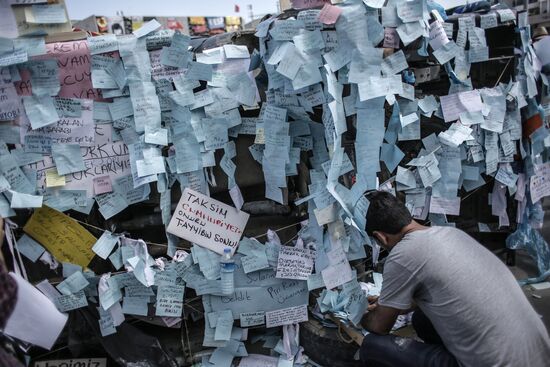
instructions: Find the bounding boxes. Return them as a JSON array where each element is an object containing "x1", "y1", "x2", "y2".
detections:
[
  {"x1": 16, "y1": 40, "x2": 103, "y2": 100},
  {"x1": 318, "y1": 3, "x2": 342, "y2": 25},
  {"x1": 93, "y1": 175, "x2": 113, "y2": 195}
]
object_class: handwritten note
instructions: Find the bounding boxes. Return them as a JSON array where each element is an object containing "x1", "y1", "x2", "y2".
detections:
[
  {"x1": 275, "y1": 246, "x2": 315, "y2": 280},
  {"x1": 155, "y1": 284, "x2": 185, "y2": 317},
  {"x1": 530, "y1": 162, "x2": 550, "y2": 203},
  {"x1": 167, "y1": 188, "x2": 250, "y2": 255},
  {"x1": 321, "y1": 261, "x2": 353, "y2": 290},
  {"x1": 23, "y1": 206, "x2": 96, "y2": 267},
  {"x1": 429, "y1": 196, "x2": 460, "y2": 216},
  {"x1": 265, "y1": 304, "x2": 308, "y2": 327},
  {"x1": 26, "y1": 4, "x2": 68, "y2": 24},
  {"x1": 440, "y1": 90, "x2": 483, "y2": 122}
]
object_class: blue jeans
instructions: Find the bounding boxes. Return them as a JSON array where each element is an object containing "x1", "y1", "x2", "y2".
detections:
[{"x1": 360, "y1": 310, "x2": 459, "y2": 367}]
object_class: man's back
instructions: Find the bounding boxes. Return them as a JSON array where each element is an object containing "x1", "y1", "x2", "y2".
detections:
[{"x1": 378, "y1": 226, "x2": 550, "y2": 367}]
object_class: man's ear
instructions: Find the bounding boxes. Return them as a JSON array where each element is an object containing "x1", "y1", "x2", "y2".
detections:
[{"x1": 373, "y1": 231, "x2": 389, "y2": 248}]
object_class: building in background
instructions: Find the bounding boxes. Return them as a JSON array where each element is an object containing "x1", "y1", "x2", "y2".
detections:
[
  {"x1": 511, "y1": 0, "x2": 550, "y2": 27},
  {"x1": 84, "y1": 15, "x2": 242, "y2": 36}
]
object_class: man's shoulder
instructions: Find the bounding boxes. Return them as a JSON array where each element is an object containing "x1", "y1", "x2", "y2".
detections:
[
  {"x1": 403, "y1": 226, "x2": 464, "y2": 245},
  {"x1": 388, "y1": 226, "x2": 461, "y2": 262}
]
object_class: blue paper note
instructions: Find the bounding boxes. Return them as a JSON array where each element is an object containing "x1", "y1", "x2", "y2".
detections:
[
  {"x1": 13, "y1": 37, "x2": 46, "y2": 57},
  {"x1": 186, "y1": 61, "x2": 213, "y2": 81},
  {"x1": 29, "y1": 4, "x2": 68, "y2": 24},
  {"x1": 155, "y1": 284, "x2": 185, "y2": 317},
  {"x1": 51, "y1": 143, "x2": 85, "y2": 175},
  {"x1": 381, "y1": 143, "x2": 405, "y2": 173},
  {"x1": 0, "y1": 49, "x2": 27, "y2": 68},
  {"x1": 122, "y1": 296, "x2": 149, "y2": 316},
  {"x1": 136, "y1": 156, "x2": 166, "y2": 177},
  {"x1": 0, "y1": 194, "x2": 15, "y2": 217},
  {"x1": 92, "y1": 231, "x2": 120, "y2": 260},
  {"x1": 100, "y1": 285, "x2": 123, "y2": 311},
  {"x1": 108, "y1": 97, "x2": 134, "y2": 120},
  {"x1": 88, "y1": 34, "x2": 119, "y2": 55},
  {"x1": 55, "y1": 291, "x2": 88, "y2": 312},
  {"x1": 109, "y1": 247, "x2": 123, "y2": 270},
  {"x1": 9, "y1": 190, "x2": 43, "y2": 208},
  {"x1": 23, "y1": 95, "x2": 59, "y2": 129},
  {"x1": 202, "y1": 118, "x2": 229, "y2": 151},
  {"x1": 214, "y1": 310, "x2": 234, "y2": 341},
  {"x1": 161, "y1": 46, "x2": 189, "y2": 68},
  {"x1": 53, "y1": 98, "x2": 82, "y2": 117},
  {"x1": 133, "y1": 19, "x2": 162, "y2": 38},
  {"x1": 27, "y1": 59, "x2": 59, "y2": 96},
  {"x1": 16, "y1": 234, "x2": 45, "y2": 262},
  {"x1": 96, "y1": 192, "x2": 128, "y2": 220},
  {"x1": 56, "y1": 271, "x2": 90, "y2": 296},
  {"x1": 62, "y1": 262, "x2": 82, "y2": 278}
]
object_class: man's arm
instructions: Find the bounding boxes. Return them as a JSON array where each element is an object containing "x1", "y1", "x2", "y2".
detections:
[{"x1": 360, "y1": 304, "x2": 402, "y2": 335}]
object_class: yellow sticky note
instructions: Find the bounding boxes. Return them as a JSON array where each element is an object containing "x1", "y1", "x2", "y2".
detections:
[
  {"x1": 23, "y1": 206, "x2": 96, "y2": 267},
  {"x1": 45, "y1": 169, "x2": 66, "y2": 187}
]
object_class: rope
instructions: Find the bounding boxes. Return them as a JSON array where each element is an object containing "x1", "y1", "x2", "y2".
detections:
[
  {"x1": 337, "y1": 322, "x2": 354, "y2": 344},
  {"x1": 71, "y1": 217, "x2": 303, "y2": 249},
  {"x1": 182, "y1": 316, "x2": 193, "y2": 365}
]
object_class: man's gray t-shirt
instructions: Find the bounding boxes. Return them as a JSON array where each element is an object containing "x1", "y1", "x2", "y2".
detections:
[{"x1": 379, "y1": 226, "x2": 550, "y2": 367}]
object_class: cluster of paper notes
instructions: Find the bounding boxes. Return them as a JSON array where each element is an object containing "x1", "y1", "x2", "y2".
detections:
[{"x1": 1, "y1": 0, "x2": 550, "y2": 365}]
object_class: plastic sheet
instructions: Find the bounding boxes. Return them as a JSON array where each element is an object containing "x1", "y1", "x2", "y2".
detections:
[
  {"x1": 506, "y1": 217, "x2": 550, "y2": 285},
  {"x1": 77, "y1": 308, "x2": 178, "y2": 367}
]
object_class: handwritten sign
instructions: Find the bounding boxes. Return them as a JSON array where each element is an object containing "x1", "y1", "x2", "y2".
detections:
[
  {"x1": 275, "y1": 246, "x2": 315, "y2": 280},
  {"x1": 210, "y1": 279, "x2": 309, "y2": 319},
  {"x1": 265, "y1": 304, "x2": 308, "y2": 328},
  {"x1": 34, "y1": 359, "x2": 107, "y2": 367},
  {"x1": 28, "y1": 141, "x2": 131, "y2": 196},
  {"x1": 21, "y1": 99, "x2": 94, "y2": 147},
  {"x1": 167, "y1": 188, "x2": 250, "y2": 255},
  {"x1": 23, "y1": 206, "x2": 97, "y2": 267},
  {"x1": 17, "y1": 40, "x2": 101, "y2": 100},
  {"x1": 240, "y1": 311, "x2": 265, "y2": 327}
]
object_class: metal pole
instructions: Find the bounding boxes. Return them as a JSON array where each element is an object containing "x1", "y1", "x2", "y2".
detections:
[{"x1": 247, "y1": 4, "x2": 254, "y2": 23}]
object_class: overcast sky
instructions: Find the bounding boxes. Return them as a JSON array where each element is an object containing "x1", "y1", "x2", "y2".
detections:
[{"x1": 65, "y1": 0, "x2": 280, "y2": 21}]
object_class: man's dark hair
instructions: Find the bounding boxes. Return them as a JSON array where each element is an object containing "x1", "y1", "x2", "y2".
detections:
[{"x1": 365, "y1": 191, "x2": 412, "y2": 236}]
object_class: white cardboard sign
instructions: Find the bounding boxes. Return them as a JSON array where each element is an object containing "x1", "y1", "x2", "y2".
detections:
[
  {"x1": 275, "y1": 246, "x2": 315, "y2": 280},
  {"x1": 167, "y1": 188, "x2": 250, "y2": 255}
]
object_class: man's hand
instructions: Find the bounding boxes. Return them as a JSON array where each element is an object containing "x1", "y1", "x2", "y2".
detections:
[
  {"x1": 367, "y1": 295, "x2": 379, "y2": 312},
  {"x1": 0, "y1": 217, "x2": 4, "y2": 247},
  {"x1": 361, "y1": 303, "x2": 401, "y2": 335}
]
